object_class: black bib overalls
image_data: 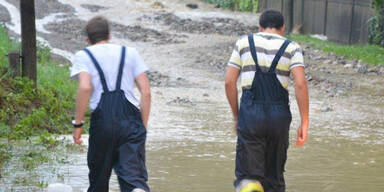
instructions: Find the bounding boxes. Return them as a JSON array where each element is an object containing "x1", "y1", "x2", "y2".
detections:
[
  {"x1": 235, "y1": 35, "x2": 292, "y2": 192},
  {"x1": 84, "y1": 47, "x2": 149, "y2": 192}
]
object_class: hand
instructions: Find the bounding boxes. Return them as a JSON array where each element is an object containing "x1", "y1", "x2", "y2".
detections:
[
  {"x1": 296, "y1": 123, "x2": 308, "y2": 147},
  {"x1": 73, "y1": 128, "x2": 83, "y2": 145},
  {"x1": 233, "y1": 120, "x2": 238, "y2": 136}
]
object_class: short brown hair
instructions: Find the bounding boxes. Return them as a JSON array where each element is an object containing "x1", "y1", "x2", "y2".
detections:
[{"x1": 85, "y1": 16, "x2": 110, "y2": 44}]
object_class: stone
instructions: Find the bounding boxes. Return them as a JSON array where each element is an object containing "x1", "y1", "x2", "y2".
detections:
[
  {"x1": 323, "y1": 59, "x2": 332, "y2": 64},
  {"x1": 367, "y1": 67, "x2": 379, "y2": 73},
  {"x1": 344, "y1": 64, "x2": 353, "y2": 68},
  {"x1": 186, "y1": 3, "x2": 199, "y2": 9},
  {"x1": 151, "y1": 2, "x2": 165, "y2": 9},
  {"x1": 358, "y1": 65, "x2": 368, "y2": 74},
  {"x1": 310, "y1": 34, "x2": 328, "y2": 41}
]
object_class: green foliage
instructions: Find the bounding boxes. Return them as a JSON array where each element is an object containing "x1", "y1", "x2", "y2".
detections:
[
  {"x1": 0, "y1": 25, "x2": 19, "y2": 69},
  {"x1": 368, "y1": 0, "x2": 384, "y2": 47},
  {"x1": 0, "y1": 25, "x2": 76, "y2": 139},
  {"x1": 203, "y1": 0, "x2": 258, "y2": 12},
  {"x1": 203, "y1": 0, "x2": 235, "y2": 9},
  {"x1": 20, "y1": 151, "x2": 50, "y2": 170},
  {"x1": 237, "y1": 0, "x2": 258, "y2": 12},
  {"x1": 35, "y1": 132, "x2": 61, "y2": 149},
  {"x1": 288, "y1": 34, "x2": 384, "y2": 66}
]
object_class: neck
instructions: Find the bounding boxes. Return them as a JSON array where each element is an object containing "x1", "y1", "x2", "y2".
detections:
[
  {"x1": 260, "y1": 28, "x2": 284, "y2": 36},
  {"x1": 94, "y1": 40, "x2": 109, "y2": 45}
]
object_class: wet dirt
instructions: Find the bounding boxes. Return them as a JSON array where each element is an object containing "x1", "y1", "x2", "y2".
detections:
[
  {"x1": 4, "y1": 0, "x2": 75, "y2": 19},
  {"x1": 143, "y1": 12, "x2": 259, "y2": 36},
  {"x1": 0, "y1": 0, "x2": 383, "y2": 191},
  {"x1": 0, "y1": 5, "x2": 10, "y2": 24},
  {"x1": 80, "y1": 4, "x2": 109, "y2": 13}
]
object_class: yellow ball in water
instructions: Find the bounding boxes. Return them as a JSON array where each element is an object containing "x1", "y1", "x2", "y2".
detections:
[{"x1": 240, "y1": 181, "x2": 264, "y2": 192}]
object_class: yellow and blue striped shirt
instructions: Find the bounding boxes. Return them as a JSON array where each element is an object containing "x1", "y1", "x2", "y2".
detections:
[{"x1": 228, "y1": 32, "x2": 305, "y2": 90}]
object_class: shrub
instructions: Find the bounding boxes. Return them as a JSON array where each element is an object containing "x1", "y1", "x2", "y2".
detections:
[
  {"x1": 203, "y1": 0, "x2": 258, "y2": 12},
  {"x1": 368, "y1": 0, "x2": 384, "y2": 47}
]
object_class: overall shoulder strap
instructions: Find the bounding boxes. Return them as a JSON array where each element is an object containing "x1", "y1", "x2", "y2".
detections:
[
  {"x1": 248, "y1": 34, "x2": 262, "y2": 73},
  {"x1": 83, "y1": 48, "x2": 109, "y2": 92},
  {"x1": 115, "y1": 46, "x2": 126, "y2": 91},
  {"x1": 269, "y1": 40, "x2": 291, "y2": 73}
]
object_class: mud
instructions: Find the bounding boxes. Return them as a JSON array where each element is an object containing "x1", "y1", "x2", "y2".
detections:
[
  {"x1": 303, "y1": 45, "x2": 384, "y2": 75},
  {"x1": 0, "y1": 5, "x2": 10, "y2": 24},
  {"x1": 111, "y1": 22, "x2": 186, "y2": 45},
  {"x1": 4, "y1": 0, "x2": 74, "y2": 19},
  {"x1": 80, "y1": 4, "x2": 108, "y2": 13},
  {"x1": 42, "y1": 18, "x2": 87, "y2": 52},
  {"x1": 145, "y1": 12, "x2": 259, "y2": 36},
  {"x1": 192, "y1": 42, "x2": 234, "y2": 72}
]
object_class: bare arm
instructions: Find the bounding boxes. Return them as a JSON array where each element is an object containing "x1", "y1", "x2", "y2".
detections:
[
  {"x1": 136, "y1": 73, "x2": 151, "y2": 128},
  {"x1": 225, "y1": 66, "x2": 241, "y2": 133},
  {"x1": 291, "y1": 66, "x2": 309, "y2": 146},
  {"x1": 73, "y1": 72, "x2": 92, "y2": 144}
]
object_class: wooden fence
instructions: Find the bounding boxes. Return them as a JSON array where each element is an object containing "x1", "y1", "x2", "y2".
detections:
[{"x1": 258, "y1": 0, "x2": 374, "y2": 45}]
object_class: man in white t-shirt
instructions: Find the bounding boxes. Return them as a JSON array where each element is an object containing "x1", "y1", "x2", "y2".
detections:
[{"x1": 70, "y1": 16, "x2": 151, "y2": 192}]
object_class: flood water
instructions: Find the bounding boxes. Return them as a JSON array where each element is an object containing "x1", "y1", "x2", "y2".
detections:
[{"x1": 0, "y1": 0, "x2": 383, "y2": 191}]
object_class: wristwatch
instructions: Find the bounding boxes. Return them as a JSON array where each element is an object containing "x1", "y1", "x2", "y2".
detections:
[{"x1": 72, "y1": 120, "x2": 84, "y2": 128}]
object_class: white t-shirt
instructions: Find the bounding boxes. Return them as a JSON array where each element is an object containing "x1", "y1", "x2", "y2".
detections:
[{"x1": 70, "y1": 43, "x2": 149, "y2": 110}]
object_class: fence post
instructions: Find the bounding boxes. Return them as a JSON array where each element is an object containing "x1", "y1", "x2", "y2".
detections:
[
  {"x1": 349, "y1": 0, "x2": 356, "y2": 44},
  {"x1": 323, "y1": 0, "x2": 328, "y2": 35},
  {"x1": 288, "y1": 0, "x2": 294, "y2": 32},
  {"x1": 20, "y1": 0, "x2": 37, "y2": 86},
  {"x1": 6, "y1": 51, "x2": 21, "y2": 77}
]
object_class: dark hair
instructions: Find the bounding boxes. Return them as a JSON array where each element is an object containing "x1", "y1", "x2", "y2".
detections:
[
  {"x1": 85, "y1": 16, "x2": 110, "y2": 44},
  {"x1": 259, "y1": 10, "x2": 285, "y2": 29}
]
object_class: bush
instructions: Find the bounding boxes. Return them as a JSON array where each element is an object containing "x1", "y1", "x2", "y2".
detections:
[
  {"x1": 203, "y1": 0, "x2": 258, "y2": 12},
  {"x1": 368, "y1": 0, "x2": 384, "y2": 47}
]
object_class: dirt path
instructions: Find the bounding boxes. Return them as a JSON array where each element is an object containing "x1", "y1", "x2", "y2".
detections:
[{"x1": 0, "y1": 0, "x2": 383, "y2": 191}]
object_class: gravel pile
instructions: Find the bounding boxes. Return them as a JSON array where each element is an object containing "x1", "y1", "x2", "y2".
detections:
[
  {"x1": 111, "y1": 23, "x2": 186, "y2": 45},
  {"x1": 149, "y1": 13, "x2": 258, "y2": 36}
]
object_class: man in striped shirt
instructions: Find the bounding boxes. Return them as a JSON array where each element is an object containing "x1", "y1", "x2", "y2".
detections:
[{"x1": 225, "y1": 10, "x2": 309, "y2": 192}]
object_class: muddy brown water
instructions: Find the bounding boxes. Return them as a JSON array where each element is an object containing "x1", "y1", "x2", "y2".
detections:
[{"x1": 0, "y1": 0, "x2": 383, "y2": 191}]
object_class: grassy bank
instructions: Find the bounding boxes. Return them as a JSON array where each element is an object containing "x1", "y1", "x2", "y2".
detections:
[
  {"x1": 0, "y1": 25, "x2": 76, "y2": 174},
  {"x1": 202, "y1": 0, "x2": 258, "y2": 12},
  {"x1": 0, "y1": 26, "x2": 76, "y2": 139},
  {"x1": 288, "y1": 34, "x2": 384, "y2": 67}
]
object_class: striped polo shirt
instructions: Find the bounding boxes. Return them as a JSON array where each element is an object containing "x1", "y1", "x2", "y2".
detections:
[{"x1": 228, "y1": 32, "x2": 305, "y2": 90}]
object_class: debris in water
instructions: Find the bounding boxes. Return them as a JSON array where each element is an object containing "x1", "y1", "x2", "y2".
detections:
[
  {"x1": 167, "y1": 97, "x2": 196, "y2": 106},
  {"x1": 321, "y1": 106, "x2": 333, "y2": 113},
  {"x1": 151, "y1": 1, "x2": 165, "y2": 9},
  {"x1": 186, "y1": 3, "x2": 199, "y2": 9}
]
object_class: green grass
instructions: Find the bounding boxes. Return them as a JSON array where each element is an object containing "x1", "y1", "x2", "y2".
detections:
[
  {"x1": 0, "y1": 25, "x2": 18, "y2": 69},
  {"x1": 288, "y1": 34, "x2": 384, "y2": 66}
]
